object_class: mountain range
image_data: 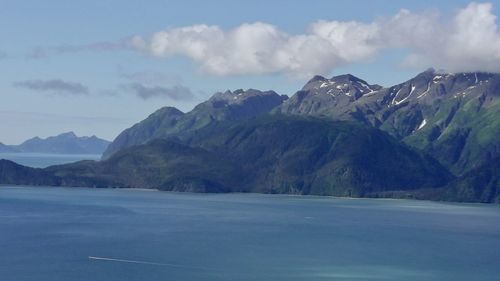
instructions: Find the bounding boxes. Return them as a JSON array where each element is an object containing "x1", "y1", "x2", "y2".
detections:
[
  {"x1": 0, "y1": 132, "x2": 110, "y2": 154},
  {"x1": 277, "y1": 69, "x2": 500, "y2": 175},
  {"x1": 1, "y1": 69, "x2": 499, "y2": 203}
]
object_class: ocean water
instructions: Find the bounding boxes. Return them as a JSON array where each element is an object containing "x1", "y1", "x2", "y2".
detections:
[
  {"x1": 0, "y1": 153, "x2": 100, "y2": 168},
  {"x1": 0, "y1": 186, "x2": 499, "y2": 281}
]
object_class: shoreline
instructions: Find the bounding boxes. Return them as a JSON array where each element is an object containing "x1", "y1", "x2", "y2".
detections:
[{"x1": 1, "y1": 184, "x2": 497, "y2": 206}]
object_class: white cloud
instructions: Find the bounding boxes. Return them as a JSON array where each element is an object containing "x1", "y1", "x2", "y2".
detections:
[
  {"x1": 398, "y1": 2, "x2": 500, "y2": 72},
  {"x1": 310, "y1": 20, "x2": 380, "y2": 62},
  {"x1": 130, "y1": 22, "x2": 376, "y2": 78},
  {"x1": 130, "y1": 2, "x2": 500, "y2": 76}
]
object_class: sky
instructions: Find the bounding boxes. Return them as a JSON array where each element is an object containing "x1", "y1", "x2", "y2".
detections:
[{"x1": 1, "y1": 0, "x2": 500, "y2": 144}]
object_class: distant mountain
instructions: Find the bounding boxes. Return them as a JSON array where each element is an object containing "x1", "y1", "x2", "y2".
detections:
[
  {"x1": 4, "y1": 132, "x2": 110, "y2": 154},
  {"x1": 102, "y1": 89, "x2": 287, "y2": 159},
  {"x1": 0, "y1": 142, "x2": 17, "y2": 153},
  {"x1": 1, "y1": 115, "x2": 451, "y2": 196},
  {"x1": 276, "y1": 69, "x2": 500, "y2": 175}
]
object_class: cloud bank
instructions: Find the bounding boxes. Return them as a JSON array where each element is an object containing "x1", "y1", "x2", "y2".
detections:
[
  {"x1": 131, "y1": 2, "x2": 500, "y2": 77},
  {"x1": 119, "y1": 83, "x2": 193, "y2": 100},
  {"x1": 13, "y1": 79, "x2": 89, "y2": 95}
]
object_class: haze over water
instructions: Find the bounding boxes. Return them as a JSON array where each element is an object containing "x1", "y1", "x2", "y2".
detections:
[
  {"x1": 1, "y1": 186, "x2": 499, "y2": 281},
  {"x1": 0, "y1": 153, "x2": 100, "y2": 168}
]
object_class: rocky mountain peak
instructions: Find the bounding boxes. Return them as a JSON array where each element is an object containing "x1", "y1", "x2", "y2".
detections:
[
  {"x1": 150, "y1": 106, "x2": 184, "y2": 118},
  {"x1": 305, "y1": 75, "x2": 327, "y2": 84},
  {"x1": 210, "y1": 88, "x2": 280, "y2": 101},
  {"x1": 207, "y1": 89, "x2": 287, "y2": 107},
  {"x1": 383, "y1": 70, "x2": 500, "y2": 107},
  {"x1": 57, "y1": 132, "x2": 77, "y2": 139},
  {"x1": 330, "y1": 73, "x2": 366, "y2": 84},
  {"x1": 300, "y1": 73, "x2": 382, "y2": 102},
  {"x1": 409, "y1": 68, "x2": 499, "y2": 87}
]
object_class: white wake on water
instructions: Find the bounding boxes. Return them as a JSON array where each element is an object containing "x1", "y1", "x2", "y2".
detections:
[{"x1": 88, "y1": 256, "x2": 209, "y2": 270}]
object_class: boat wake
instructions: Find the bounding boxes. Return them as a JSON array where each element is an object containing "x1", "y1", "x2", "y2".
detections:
[{"x1": 88, "y1": 256, "x2": 209, "y2": 270}]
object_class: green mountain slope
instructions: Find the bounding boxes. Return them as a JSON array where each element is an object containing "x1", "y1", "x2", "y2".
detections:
[
  {"x1": 194, "y1": 115, "x2": 451, "y2": 196},
  {"x1": 439, "y1": 157, "x2": 500, "y2": 203},
  {"x1": 102, "y1": 107, "x2": 184, "y2": 160},
  {"x1": 0, "y1": 159, "x2": 58, "y2": 186},
  {"x1": 404, "y1": 96, "x2": 500, "y2": 174},
  {"x1": 102, "y1": 89, "x2": 287, "y2": 159},
  {"x1": 2, "y1": 115, "x2": 452, "y2": 197},
  {"x1": 276, "y1": 70, "x2": 500, "y2": 175}
]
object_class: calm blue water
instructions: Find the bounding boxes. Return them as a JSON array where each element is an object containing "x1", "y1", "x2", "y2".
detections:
[
  {"x1": 0, "y1": 153, "x2": 100, "y2": 168},
  {"x1": 0, "y1": 186, "x2": 499, "y2": 281}
]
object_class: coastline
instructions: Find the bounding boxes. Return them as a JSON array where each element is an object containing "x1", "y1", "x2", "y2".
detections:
[{"x1": 1, "y1": 184, "x2": 497, "y2": 207}]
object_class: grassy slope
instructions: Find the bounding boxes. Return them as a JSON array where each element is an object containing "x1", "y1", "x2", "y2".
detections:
[{"x1": 404, "y1": 98, "x2": 500, "y2": 175}]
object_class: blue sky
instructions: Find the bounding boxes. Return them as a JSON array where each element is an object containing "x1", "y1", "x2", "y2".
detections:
[{"x1": 1, "y1": 0, "x2": 499, "y2": 143}]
